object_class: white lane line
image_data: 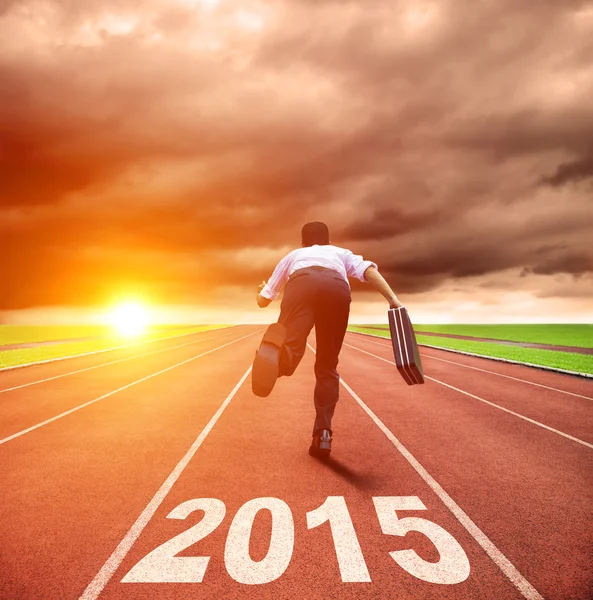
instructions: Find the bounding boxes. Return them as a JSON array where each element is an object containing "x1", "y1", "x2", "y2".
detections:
[
  {"x1": 346, "y1": 393, "x2": 543, "y2": 595},
  {"x1": 343, "y1": 341, "x2": 593, "y2": 450},
  {"x1": 308, "y1": 342, "x2": 544, "y2": 599},
  {"x1": 347, "y1": 332, "x2": 593, "y2": 401},
  {"x1": 78, "y1": 365, "x2": 252, "y2": 600},
  {"x1": 0, "y1": 331, "x2": 259, "y2": 446},
  {"x1": 422, "y1": 352, "x2": 593, "y2": 401},
  {"x1": 0, "y1": 327, "x2": 243, "y2": 394}
]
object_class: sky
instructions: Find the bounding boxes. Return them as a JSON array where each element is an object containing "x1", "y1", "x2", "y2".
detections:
[{"x1": 1, "y1": 0, "x2": 592, "y2": 324}]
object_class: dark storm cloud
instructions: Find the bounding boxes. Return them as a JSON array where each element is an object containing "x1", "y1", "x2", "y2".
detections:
[
  {"x1": 541, "y1": 158, "x2": 593, "y2": 187},
  {"x1": 1, "y1": 0, "x2": 592, "y2": 310},
  {"x1": 337, "y1": 205, "x2": 441, "y2": 242},
  {"x1": 524, "y1": 252, "x2": 593, "y2": 276}
]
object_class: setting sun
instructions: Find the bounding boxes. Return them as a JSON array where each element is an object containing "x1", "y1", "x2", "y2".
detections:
[{"x1": 109, "y1": 301, "x2": 150, "y2": 337}]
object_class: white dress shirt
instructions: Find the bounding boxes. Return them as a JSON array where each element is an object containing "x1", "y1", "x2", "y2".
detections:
[{"x1": 260, "y1": 244, "x2": 377, "y2": 300}]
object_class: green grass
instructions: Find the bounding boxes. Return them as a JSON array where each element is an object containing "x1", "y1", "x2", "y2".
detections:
[
  {"x1": 0, "y1": 325, "x2": 229, "y2": 369},
  {"x1": 0, "y1": 325, "x2": 110, "y2": 345},
  {"x1": 355, "y1": 324, "x2": 593, "y2": 348},
  {"x1": 348, "y1": 326, "x2": 593, "y2": 375}
]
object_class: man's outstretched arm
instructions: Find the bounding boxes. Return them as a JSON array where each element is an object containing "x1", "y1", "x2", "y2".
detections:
[
  {"x1": 256, "y1": 254, "x2": 292, "y2": 308},
  {"x1": 364, "y1": 266, "x2": 404, "y2": 309}
]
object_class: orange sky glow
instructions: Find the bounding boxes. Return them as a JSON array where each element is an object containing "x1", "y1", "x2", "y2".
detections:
[{"x1": 1, "y1": 0, "x2": 592, "y2": 324}]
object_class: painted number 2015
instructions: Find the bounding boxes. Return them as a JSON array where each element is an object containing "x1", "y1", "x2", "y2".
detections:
[{"x1": 122, "y1": 496, "x2": 470, "y2": 585}]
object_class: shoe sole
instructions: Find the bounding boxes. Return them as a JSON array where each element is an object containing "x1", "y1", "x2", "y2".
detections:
[
  {"x1": 309, "y1": 447, "x2": 331, "y2": 459},
  {"x1": 252, "y1": 342, "x2": 280, "y2": 397},
  {"x1": 308, "y1": 442, "x2": 331, "y2": 459}
]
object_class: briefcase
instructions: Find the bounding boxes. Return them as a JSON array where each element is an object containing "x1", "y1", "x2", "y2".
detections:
[{"x1": 387, "y1": 307, "x2": 425, "y2": 385}]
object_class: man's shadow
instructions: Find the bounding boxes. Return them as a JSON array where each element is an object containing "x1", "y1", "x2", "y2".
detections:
[{"x1": 310, "y1": 455, "x2": 377, "y2": 491}]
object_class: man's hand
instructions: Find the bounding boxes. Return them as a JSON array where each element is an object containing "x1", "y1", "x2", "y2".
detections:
[
  {"x1": 256, "y1": 280, "x2": 272, "y2": 308},
  {"x1": 388, "y1": 295, "x2": 405, "y2": 310}
]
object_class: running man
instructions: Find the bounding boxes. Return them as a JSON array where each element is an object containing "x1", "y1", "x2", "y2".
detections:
[{"x1": 252, "y1": 222, "x2": 403, "y2": 458}]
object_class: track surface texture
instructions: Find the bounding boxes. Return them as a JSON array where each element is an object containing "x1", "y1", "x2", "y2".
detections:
[{"x1": 1, "y1": 325, "x2": 591, "y2": 600}]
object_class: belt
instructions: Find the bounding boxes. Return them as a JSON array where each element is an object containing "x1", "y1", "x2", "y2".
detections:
[{"x1": 287, "y1": 266, "x2": 344, "y2": 281}]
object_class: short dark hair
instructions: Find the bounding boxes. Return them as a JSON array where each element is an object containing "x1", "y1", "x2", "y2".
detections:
[{"x1": 302, "y1": 222, "x2": 330, "y2": 247}]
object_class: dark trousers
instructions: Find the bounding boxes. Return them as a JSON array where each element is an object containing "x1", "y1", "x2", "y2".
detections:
[{"x1": 277, "y1": 267, "x2": 351, "y2": 435}]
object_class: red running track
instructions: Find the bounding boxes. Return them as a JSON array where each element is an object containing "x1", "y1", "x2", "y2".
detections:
[{"x1": 0, "y1": 325, "x2": 591, "y2": 600}]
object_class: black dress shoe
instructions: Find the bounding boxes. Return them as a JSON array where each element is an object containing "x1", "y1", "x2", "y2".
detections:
[
  {"x1": 252, "y1": 323, "x2": 286, "y2": 397},
  {"x1": 309, "y1": 429, "x2": 332, "y2": 458}
]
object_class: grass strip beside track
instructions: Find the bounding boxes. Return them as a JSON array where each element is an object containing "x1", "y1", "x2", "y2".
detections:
[
  {"x1": 348, "y1": 326, "x2": 593, "y2": 375},
  {"x1": 0, "y1": 325, "x2": 122, "y2": 345},
  {"x1": 0, "y1": 325, "x2": 228, "y2": 368},
  {"x1": 352, "y1": 324, "x2": 593, "y2": 348}
]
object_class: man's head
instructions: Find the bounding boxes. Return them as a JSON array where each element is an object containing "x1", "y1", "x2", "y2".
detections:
[{"x1": 301, "y1": 222, "x2": 330, "y2": 247}]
